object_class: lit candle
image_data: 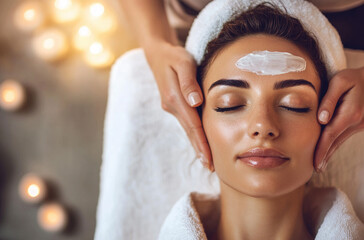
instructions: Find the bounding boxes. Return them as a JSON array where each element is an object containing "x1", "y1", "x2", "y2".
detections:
[
  {"x1": 84, "y1": 42, "x2": 115, "y2": 68},
  {"x1": 72, "y1": 25, "x2": 95, "y2": 51},
  {"x1": 38, "y1": 202, "x2": 68, "y2": 233},
  {"x1": 18, "y1": 173, "x2": 47, "y2": 204},
  {"x1": 13, "y1": 1, "x2": 44, "y2": 32},
  {"x1": 32, "y1": 28, "x2": 68, "y2": 61},
  {"x1": 89, "y1": 3, "x2": 105, "y2": 18},
  {"x1": 52, "y1": 0, "x2": 81, "y2": 23},
  {"x1": 0, "y1": 79, "x2": 26, "y2": 112},
  {"x1": 84, "y1": 2, "x2": 117, "y2": 34}
]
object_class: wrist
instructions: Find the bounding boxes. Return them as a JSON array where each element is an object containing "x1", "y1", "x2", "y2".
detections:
[
  {"x1": 142, "y1": 38, "x2": 175, "y2": 60},
  {"x1": 142, "y1": 32, "x2": 178, "y2": 49}
]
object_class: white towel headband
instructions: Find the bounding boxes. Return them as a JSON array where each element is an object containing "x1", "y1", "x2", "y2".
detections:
[{"x1": 185, "y1": 0, "x2": 347, "y2": 79}]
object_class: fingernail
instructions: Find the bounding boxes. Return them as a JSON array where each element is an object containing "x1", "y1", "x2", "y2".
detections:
[
  {"x1": 196, "y1": 153, "x2": 209, "y2": 169},
  {"x1": 319, "y1": 110, "x2": 329, "y2": 124},
  {"x1": 317, "y1": 159, "x2": 328, "y2": 173},
  {"x1": 188, "y1": 92, "x2": 201, "y2": 107},
  {"x1": 209, "y1": 163, "x2": 215, "y2": 172}
]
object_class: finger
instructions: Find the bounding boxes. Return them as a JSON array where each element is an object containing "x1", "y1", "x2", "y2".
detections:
[
  {"x1": 323, "y1": 118, "x2": 364, "y2": 165},
  {"x1": 318, "y1": 74, "x2": 354, "y2": 124},
  {"x1": 174, "y1": 58, "x2": 204, "y2": 108},
  {"x1": 189, "y1": 124, "x2": 213, "y2": 171},
  {"x1": 159, "y1": 67, "x2": 187, "y2": 115},
  {"x1": 314, "y1": 110, "x2": 353, "y2": 171},
  {"x1": 177, "y1": 105, "x2": 213, "y2": 171},
  {"x1": 323, "y1": 126, "x2": 358, "y2": 164},
  {"x1": 159, "y1": 67, "x2": 213, "y2": 170}
]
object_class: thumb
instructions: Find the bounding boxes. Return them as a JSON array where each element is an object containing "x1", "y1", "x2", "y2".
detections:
[
  {"x1": 318, "y1": 74, "x2": 353, "y2": 124},
  {"x1": 175, "y1": 59, "x2": 203, "y2": 107}
]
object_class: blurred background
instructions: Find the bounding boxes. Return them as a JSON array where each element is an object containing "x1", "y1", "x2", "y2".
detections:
[{"x1": 0, "y1": 0, "x2": 137, "y2": 239}]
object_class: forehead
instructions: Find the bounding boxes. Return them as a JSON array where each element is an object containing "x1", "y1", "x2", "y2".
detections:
[{"x1": 203, "y1": 34, "x2": 320, "y2": 91}]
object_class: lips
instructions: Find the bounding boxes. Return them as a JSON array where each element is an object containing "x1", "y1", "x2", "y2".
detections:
[{"x1": 237, "y1": 148, "x2": 290, "y2": 169}]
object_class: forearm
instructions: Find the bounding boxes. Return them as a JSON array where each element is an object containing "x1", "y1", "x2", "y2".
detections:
[{"x1": 119, "y1": 0, "x2": 178, "y2": 49}]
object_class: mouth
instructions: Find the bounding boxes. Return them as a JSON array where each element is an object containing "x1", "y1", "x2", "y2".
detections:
[{"x1": 237, "y1": 148, "x2": 290, "y2": 169}]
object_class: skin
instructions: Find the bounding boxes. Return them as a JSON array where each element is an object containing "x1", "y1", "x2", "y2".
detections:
[
  {"x1": 119, "y1": 0, "x2": 211, "y2": 167},
  {"x1": 202, "y1": 34, "x2": 321, "y2": 240},
  {"x1": 118, "y1": 2, "x2": 364, "y2": 238},
  {"x1": 119, "y1": 0, "x2": 364, "y2": 174},
  {"x1": 315, "y1": 66, "x2": 364, "y2": 171}
]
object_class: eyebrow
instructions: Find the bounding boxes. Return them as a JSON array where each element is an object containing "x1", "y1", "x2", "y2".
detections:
[
  {"x1": 208, "y1": 79, "x2": 249, "y2": 92},
  {"x1": 274, "y1": 79, "x2": 316, "y2": 92},
  {"x1": 208, "y1": 79, "x2": 316, "y2": 92}
]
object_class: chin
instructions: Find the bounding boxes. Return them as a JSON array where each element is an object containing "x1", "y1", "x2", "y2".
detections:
[{"x1": 222, "y1": 172, "x2": 313, "y2": 199}]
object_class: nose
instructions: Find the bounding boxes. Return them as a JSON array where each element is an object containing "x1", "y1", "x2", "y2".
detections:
[{"x1": 248, "y1": 107, "x2": 280, "y2": 140}]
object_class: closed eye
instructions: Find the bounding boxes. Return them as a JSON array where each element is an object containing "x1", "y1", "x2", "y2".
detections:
[
  {"x1": 214, "y1": 106, "x2": 310, "y2": 113},
  {"x1": 214, "y1": 105, "x2": 244, "y2": 112},
  {"x1": 280, "y1": 106, "x2": 311, "y2": 113}
]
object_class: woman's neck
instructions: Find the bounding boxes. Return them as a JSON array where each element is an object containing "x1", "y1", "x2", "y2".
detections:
[{"x1": 212, "y1": 181, "x2": 313, "y2": 240}]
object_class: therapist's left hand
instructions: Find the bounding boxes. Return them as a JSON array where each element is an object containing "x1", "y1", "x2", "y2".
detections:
[{"x1": 315, "y1": 67, "x2": 364, "y2": 172}]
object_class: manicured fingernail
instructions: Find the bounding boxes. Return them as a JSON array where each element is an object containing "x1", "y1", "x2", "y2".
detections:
[
  {"x1": 319, "y1": 110, "x2": 329, "y2": 124},
  {"x1": 318, "y1": 159, "x2": 328, "y2": 172},
  {"x1": 209, "y1": 163, "x2": 215, "y2": 172},
  {"x1": 188, "y1": 92, "x2": 201, "y2": 107},
  {"x1": 196, "y1": 153, "x2": 209, "y2": 169}
]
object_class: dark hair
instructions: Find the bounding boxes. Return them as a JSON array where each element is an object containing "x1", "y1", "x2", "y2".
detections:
[{"x1": 197, "y1": 3, "x2": 328, "y2": 104}]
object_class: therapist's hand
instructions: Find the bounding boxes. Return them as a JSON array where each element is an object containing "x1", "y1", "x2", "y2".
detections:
[
  {"x1": 315, "y1": 67, "x2": 364, "y2": 172},
  {"x1": 145, "y1": 41, "x2": 214, "y2": 171}
]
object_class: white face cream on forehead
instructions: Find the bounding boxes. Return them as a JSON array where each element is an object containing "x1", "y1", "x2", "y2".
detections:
[{"x1": 235, "y1": 50, "x2": 306, "y2": 75}]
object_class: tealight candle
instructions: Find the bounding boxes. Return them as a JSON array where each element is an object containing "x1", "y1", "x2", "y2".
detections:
[
  {"x1": 84, "y1": 42, "x2": 115, "y2": 68},
  {"x1": 32, "y1": 28, "x2": 68, "y2": 61},
  {"x1": 14, "y1": 1, "x2": 44, "y2": 32},
  {"x1": 72, "y1": 25, "x2": 95, "y2": 51},
  {"x1": 38, "y1": 202, "x2": 68, "y2": 233},
  {"x1": 18, "y1": 173, "x2": 47, "y2": 204},
  {"x1": 52, "y1": 0, "x2": 81, "y2": 23},
  {"x1": 0, "y1": 79, "x2": 26, "y2": 111}
]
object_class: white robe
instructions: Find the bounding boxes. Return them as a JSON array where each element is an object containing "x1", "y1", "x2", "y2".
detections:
[{"x1": 159, "y1": 187, "x2": 364, "y2": 240}]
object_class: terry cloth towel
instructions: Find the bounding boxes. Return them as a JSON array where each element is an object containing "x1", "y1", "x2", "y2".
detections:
[
  {"x1": 158, "y1": 188, "x2": 364, "y2": 240},
  {"x1": 94, "y1": 48, "x2": 364, "y2": 240},
  {"x1": 185, "y1": 0, "x2": 347, "y2": 79}
]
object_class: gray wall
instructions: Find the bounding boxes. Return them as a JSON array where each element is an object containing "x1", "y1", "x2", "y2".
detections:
[{"x1": 0, "y1": 0, "x2": 137, "y2": 239}]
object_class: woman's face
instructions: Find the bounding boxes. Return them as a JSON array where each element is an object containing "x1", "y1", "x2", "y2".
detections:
[{"x1": 202, "y1": 34, "x2": 321, "y2": 197}]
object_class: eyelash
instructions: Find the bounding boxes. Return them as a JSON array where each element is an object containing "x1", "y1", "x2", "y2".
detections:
[
  {"x1": 214, "y1": 105, "x2": 311, "y2": 113},
  {"x1": 280, "y1": 106, "x2": 311, "y2": 113},
  {"x1": 214, "y1": 105, "x2": 244, "y2": 112}
]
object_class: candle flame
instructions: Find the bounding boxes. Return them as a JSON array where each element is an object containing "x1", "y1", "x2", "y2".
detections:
[
  {"x1": 14, "y1": 2, "x2": 44, "y2": 32},
  {"x1": 28, "y1": 184, "x2": 40, "y2": 197},
  {"x1": 3, "y1": 90, "x2": 16, "y2": 103},
  {"x1": 46, "y1": 211, "x2": 59, "y2": 224},
  {"x1": 78, "y1": 26, "x2": 91, "y2": 37},
  {"x1": 43, "y1": 38, "x2": 56, "y2": 50},
  {"x1": 54, "y1": 0, "x2": 72, "y2": 10},
  {"x1": 89, "y1": 3, "x2": 104, "y2": 17},
  {"x1": 24, "y1": 9, "x2": 36, "y2": 21},
  {"x1": 89, "y1": 42, "x2": 103, "y2": 55}
]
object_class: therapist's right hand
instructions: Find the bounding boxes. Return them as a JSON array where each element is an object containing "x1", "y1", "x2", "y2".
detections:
[{"x1": 144, "y1": 40, "x2": 214, "y2": 172}]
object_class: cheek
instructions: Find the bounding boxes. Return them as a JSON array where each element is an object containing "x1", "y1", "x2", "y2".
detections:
[
  {"x1": 284, "y1": 114, "x2": 321, "y2": 156},
  {"x1": 282, "y1": 112, "x2": 321, "y2": 182},
  {"x1": 202, "y1": 111, "x2": 241, "y2": 163}
]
